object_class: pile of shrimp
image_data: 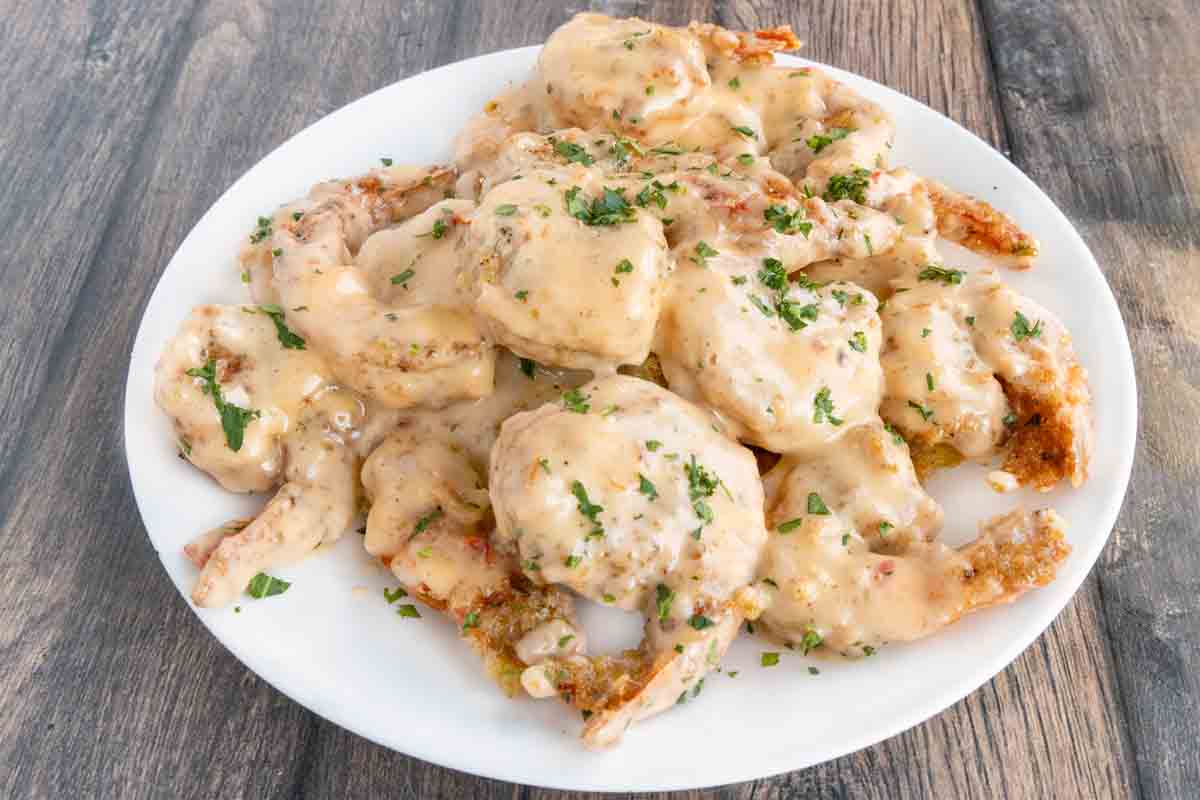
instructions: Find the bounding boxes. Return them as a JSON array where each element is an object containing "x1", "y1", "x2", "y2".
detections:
[{"x1": 154, "y1": 12, "x2": 1090, "y2": 747}]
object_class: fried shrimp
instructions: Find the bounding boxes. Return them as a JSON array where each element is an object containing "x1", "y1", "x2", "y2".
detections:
[
  {"x1": 489, "y1": 375, "x2": 769, "y2": 743},
  {"x1": 926, "y1": 179, "x2": 1040, "y2": 267},
  {"x1": 880, "y1": 270, "x2": 1091, "y2": 489},
  {"x1": 260, "y1": 166, "x2": 495, "y2": 410},
  {"x1": 362, "y1": 432, "x2": 587, "y2": 694},
  {"x1": 157, "y1": 305, "x2": 376, "y2": 607},
  {"x1": 655, "y1": 247, "x2": 883, "y2": 452},
  {"x1": 757, "y1": 502, "x2": 1070, "y2": 655},
  {"x1": 763, "y1": 420, "x2": 943, "y2": 552},
  {"x1": 463, "y1": 167, "x2": 671, "y2": 370}
]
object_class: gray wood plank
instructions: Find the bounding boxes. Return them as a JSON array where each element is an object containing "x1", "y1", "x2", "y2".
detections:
[
  {"x1": 0, "y1": 0, "x2": 1155, "y2": 798},
  {"x1": 981, "y1": 1, "x2": 1200, "y2": 797}
]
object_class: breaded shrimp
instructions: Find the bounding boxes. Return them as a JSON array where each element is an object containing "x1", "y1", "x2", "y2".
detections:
[
  {"x1": 489, "y1": 375, "x2": 769, "y2": 744},
  {"x1": 362, "y1": 432, "x2": 587, "y2": 695},
  {"x1": 264, "y1": 167, "x2": 495, "y2": 409},
  {"x1": 879, "y1": 270, "x2": 1091, "y2": 489},
  {"x1": 757, "y1": 505, "x2": 1070, "y2": 655}
]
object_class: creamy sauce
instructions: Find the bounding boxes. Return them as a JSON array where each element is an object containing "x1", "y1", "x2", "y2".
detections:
[
  {"x1": 763, "y1": 420, "x2": 943, "y2": 551},
  {"x1": 655, "y1": 247, "x2": 883, "y2": 452},
  {"x1": 490, "y1": 374, "x2": 767, "y2": 615},
  {"x1": 465, "y1": 166, "x2": 670, "y2": 370},
  {"x1": 155, "y1": 10, "x2": 1088, "y2": 748}
]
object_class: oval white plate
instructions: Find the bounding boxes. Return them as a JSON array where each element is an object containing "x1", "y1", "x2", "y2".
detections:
[{"x1": 125, "y1": 46, "x2": 1137, "y2": 792}]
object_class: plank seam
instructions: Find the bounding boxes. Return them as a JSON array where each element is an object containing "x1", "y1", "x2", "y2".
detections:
[
  {"x1": 973, "y1": 3, "x2": 1148, "y2": 797},
  {"x1": 0, "y1": 0, "x2": 207, "y2": 535}
]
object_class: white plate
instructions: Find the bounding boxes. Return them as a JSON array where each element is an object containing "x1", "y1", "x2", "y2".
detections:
[{"x1": 124, "y1": 46, "x2": 1137, "y2": 792}]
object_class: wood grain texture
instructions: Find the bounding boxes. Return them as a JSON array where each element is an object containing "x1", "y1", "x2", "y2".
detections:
[
  {"x1": 0, "y1": 0, "x2": 1186, "y2": 797},
  {"x1": 982, "y1": 0, "x2": 1200, "y2": 797}
]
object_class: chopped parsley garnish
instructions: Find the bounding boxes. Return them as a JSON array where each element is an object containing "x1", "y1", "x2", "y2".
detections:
[
  {"x1": 645, "y1": 84, "x2": 655, "y2": 95},
  {"x1": 570, "y1": 480, "x2": 604, "y2": 536},
  {"x1": 758, "y1": 258, "x2": 788, "y2": 291},
  {"x1": 380, "y1": 157, "x2": 393, "y2": 166},
  {"x1": 396, "y1": 604, "x2": 421, "y2": 618},
  {"x1": 862, "y1": 645, "x2": 876, "y2": 656},
  {"x1": 728, "y1": 77, "x2": 742, "y2": 90},
  {"x1": 884, "y1": 422, "x2": 905, "y2": 446},
  {"x1": 808, "y1": 666, "x2": 820, "y2": 675},
  {"x1": 614, "y1": 258, "x2": 634, "y2": 275},
  {"x1": 417, "y1": 218, "x2": 448, "y2": 239},
  {"x1": 519, "y1": 358, "x2": 536, "y2": 379},
  {"x1": 638, "y1": 473, "x2": 659, "y2": 501},
  {"x1": 806, "y1": 127, "x2": 852, "y2": 154},
  {"x1": 1011, "y1": 310, "x2": 1043, "y2": 341},
  {"x1": 800, "y1": 627, "x2": 824, "y2": 654},
  {"x1": 926, "y1": 372, "x2": 935, "y2": 391},
  {"x1": 849, "y1": 330, "x2": 867, "y2": 352},
  {"x1": 650, "y1": 144, "x2": 685, "y2": 156},
  {"x1": 908, "y1": 400, "x2": 934, "y2": 422},
  {"x1": 390, "y1": 268, "x2": 416, "y2": 286},
  {"x1": 812, "y1": 387, "x2": 843, "y2": 425},
  {"x1": 246, "y1": 573, "x2": 290, "y2": 598},
  {"x1": 731, "y1": 275, "x2": 748, "y2": 285},
  {"x1": 749, "y1": 295, "x2": 775, "y2": 317},
  {"x1": 764, "y1": 204, "x2": 812, "y2": 237},
  {"x1": 551, "y1": 138, "x2": 595, "y2": 166},
  {"x1": 690, "y1": 241, "x2": 719, "y2": 266},
  {"x1": 256, "y1": 304, "x2": 306, "y2": 350},
  {"x1": 917, "y1": 265, "x2": 966, "y2": 285},
  {"x1": 462, "y1": 611, "x2": 480, "y2": 630},
  {"x1": 688, "y1": 614, "x2": 715, "y2": 630},
  {"x1": 966, "y1": 315, "x2": 976, "y2": 327},
  {"x1": 562, "y1": 388, "x2": 590, "y2": 413},
  {"x1": 685, "y1": 455, "x2": 719, "y2": 525},
  {"x1": 761, "y1": 651, "x2": 780, "y2": 667},
  {"x1": 414, "y1": 507, "x2": 443, "y2": 535},
  {"x1": 532, "y1": 204, "x2": 551, "y2": 217},
  {"x1": 921, "y1": 328, "x2": 931, "y2": 338},
  {"x1": 737, "y1": 153, "x2": 755, "y2": 166},
  {"x1": 564, "y1": 185, "x2": 636, "y2": 225},
  {"x1": 608, "y1": 136, "x2": 642, "y2": 164},
  {"x1": 879, "y1": 521, "x2": 894, "y2": 535},
  {"x1": 564, "y1": 554, "x2": 582, "y2": 568},
  {"x1": 807, "y1": 492, "x2": 830, "y2": 515},
  {"x1": 731, "y1": 125, "x2": 757, "y2": 139},
  {"x1": 415, "y1": 546, "x2": 432, "y2": 559},
  {"x1": 538, "y1": 457, "x2": 551, "y2": 473},
  {"x1": 645, "y1": 440, "x2": 662, "y2": 452},
  {"x1": 777, "y1": 518, "x2": 803, "y2": 534},
  {"x1": 823, "y1": 167, "x2": 871, "y2": 204},
  {"x1": 514, "y1": 289, "x2": 529, "y2": 302},
  {"x1": 778, "y1": 301, "x2": 818, "y2": 332},
  {"x1": 272, "y1": 248, "x2": 282, "y2": 257},
  {"x1": 655, "y1": 583, "x2": 675, "y2": 620},
  {"x1": 249, "y1": 215, "x2": 272, "y2": 244},
  {"x1": 558, "y1": 634, "x2": 575, "y2": 648},
  {"x1": 1003, "y1": 413, "x2": 1018, "y2": 426},
  {"x1": 185, "y1": 359, "x2": 260, "y2": 452},
  {"x1": 494, "y1": 203, "x2": 518, "y2": 216},
  {"x1": 383, "y1": 586, "x2": 407, "y2": 604}
]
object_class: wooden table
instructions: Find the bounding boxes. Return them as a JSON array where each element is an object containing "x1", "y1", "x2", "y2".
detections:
[{"x1": 1, "y1": 1, "x2": 1194, "y2": 797}]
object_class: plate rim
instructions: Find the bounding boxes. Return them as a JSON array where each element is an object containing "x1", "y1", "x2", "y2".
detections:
[{"x1": 123, "y1": 43, "x2": 1138, "y2": 792}]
